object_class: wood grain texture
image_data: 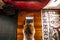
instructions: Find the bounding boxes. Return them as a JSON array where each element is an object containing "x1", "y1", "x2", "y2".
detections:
[{"x1": 17, "y1": 11, "x2": 42, "y2": 40}]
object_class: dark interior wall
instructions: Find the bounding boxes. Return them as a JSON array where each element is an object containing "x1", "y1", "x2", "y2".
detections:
[{"x1": 0, "y1": 15, "x2": 17, "y2": 40}]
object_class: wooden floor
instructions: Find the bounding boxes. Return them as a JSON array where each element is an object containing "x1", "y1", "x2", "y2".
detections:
[{"x1": 17, "y1": 11, "x2": 42, "y2": 40}]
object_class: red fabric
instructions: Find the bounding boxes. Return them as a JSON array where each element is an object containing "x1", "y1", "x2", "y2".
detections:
[{"x1": 2, "y1": 0, "x2": 50, "y2": 10}]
